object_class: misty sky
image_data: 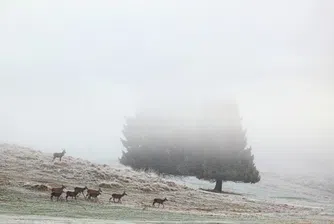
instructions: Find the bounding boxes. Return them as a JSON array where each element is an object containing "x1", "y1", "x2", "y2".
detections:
[{"x1": 0, "y1": 1, "x2": 333, "y2": 173}]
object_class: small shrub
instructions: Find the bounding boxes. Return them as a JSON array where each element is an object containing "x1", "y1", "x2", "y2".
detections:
[
  {"x1": 99, "y1": 181, "x2": 123, "y2": 188},
  {"x1": 138, "y1": 185, "x2": 153, "y2": 192},
  {"x1": 165, "y1": 181, "x2": 177, "y2": 188},
  {"x1": 23, "y1": 183, "x2": 49, "y2": 191}
]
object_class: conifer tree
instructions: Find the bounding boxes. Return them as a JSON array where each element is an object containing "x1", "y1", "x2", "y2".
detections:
[{"x1": 120, "y1": 102, "x2": 260, "y2": 192}]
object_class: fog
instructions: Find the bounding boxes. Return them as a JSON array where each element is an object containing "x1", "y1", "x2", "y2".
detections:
[{"x1": 0, "y1": 0, "x2": 333, "y2": 174}]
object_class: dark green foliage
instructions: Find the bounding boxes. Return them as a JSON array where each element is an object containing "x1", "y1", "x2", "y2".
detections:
[
  {"x1": 119, "y1": 113, "x2": 185, "y2": 175},
  {"x1": 120, "y1": 102, "x2": 260, "y2": 191}
]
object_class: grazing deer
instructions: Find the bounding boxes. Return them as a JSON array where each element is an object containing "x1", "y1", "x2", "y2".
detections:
[
  {"x1": 86, "y1": 188, "x2": 102, "y2": 200},
  {"x1": 153, "y1": 197, "x2": 168, "y2": 208},
  {"x1": 66, "y1": 190, "x2": 80, "y2": 201},
  {"x1": 52, "y1": 149, "x2": 66, "y2": 161},
  {"x1": 51, "y1": 185, "x2": 66, "y2": 193},
  {"x1": 51, "y1": 191, "x2": 63, "y2": 201},
  {"x1": 109, "y1": 191, "x2": 127, "y2": 203},
  {"x1": 74, "y1": 186, "x2": 88, "y2": 198}
]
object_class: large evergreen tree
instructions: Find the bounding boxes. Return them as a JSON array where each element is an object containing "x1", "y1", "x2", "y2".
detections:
[
  {"x1": 120, "y1": 112, "x2": 186, "y2": 175},
  {"x1": 120, "y1": 102, "x2": 260, "y2": 192}
]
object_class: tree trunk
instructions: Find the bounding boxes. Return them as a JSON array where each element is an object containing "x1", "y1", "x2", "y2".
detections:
[{"x1": 213, "y1": 179, "x2": 223, "y2": 192}]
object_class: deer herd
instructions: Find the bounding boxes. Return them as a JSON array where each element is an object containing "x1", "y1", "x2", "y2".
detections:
[
  {"x1": 49, "y1": 149, "x2": 168, "y2": 208},
  {"x1": 50, "y1": 184, "x2": 168, "y2": 208}
]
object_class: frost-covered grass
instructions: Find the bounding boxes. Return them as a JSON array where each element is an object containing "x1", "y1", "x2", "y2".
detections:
[
  {"x1": 0, "y1": 144, "x2": 333, "y2": 223},
  {"x1": 0, "y1": 187, "x2": 224, "y2": 223}
]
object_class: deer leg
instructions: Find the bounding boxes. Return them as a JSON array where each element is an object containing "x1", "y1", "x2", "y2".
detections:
[{"x1": 162, "y1": 203, "x2": 164, "y2": 208}]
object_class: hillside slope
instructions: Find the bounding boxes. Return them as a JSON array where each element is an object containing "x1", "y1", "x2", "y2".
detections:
[{"x1": 0, "y1": 144, "x2": 332, "y2": 223}]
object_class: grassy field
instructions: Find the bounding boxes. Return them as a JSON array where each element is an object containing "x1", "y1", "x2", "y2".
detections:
[
  {"x1": 0, "y1": 187, "x2": 250, "y2": 224},
  {"x1": 1, "y1": 186, "x2": 331, "y2": 224},
  {"x1": 1, "y1": 144, "x2": 333, "y2": 223}
]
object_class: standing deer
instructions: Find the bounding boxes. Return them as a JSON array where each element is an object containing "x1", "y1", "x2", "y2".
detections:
[
  {"x1": 51, "y1": 185, "x2": 66, "y2": 193},
  {"x1": 109, "y1": 191, "x2": 127, "y2": 203},
  {"x1": 51, "y1": 189, "x2": 64, "y2": 201},
  {"x1": 86, "y1": 188, "x2": 102, "y2": 200},
  {"x1": 153, "y1": 197, "x2": 168, "y2": 208},
  {"x1": 74, "y1": 186, "x2": 88, "y2": 198},
  {"x1": 66, "y1": 190, "x2": 80, "y2": 201},
  {"x1": 52, "y1": 149, "x2": 66, "y2": 161}
]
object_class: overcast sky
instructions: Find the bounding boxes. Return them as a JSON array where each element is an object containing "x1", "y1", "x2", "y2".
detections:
[{"x1": 0, "y1": 0, "x2": 333, "y2": 173}]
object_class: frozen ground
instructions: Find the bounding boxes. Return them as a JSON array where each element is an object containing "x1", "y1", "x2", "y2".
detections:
[{"x1": 0, "y1": 144, "x2": 333, "y2": 223}]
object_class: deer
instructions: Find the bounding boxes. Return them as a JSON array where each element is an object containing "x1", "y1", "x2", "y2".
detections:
[
  {"x1": 153, "y1": 197, "x2": 168, "y2": 208},
  {"x1": 86, "y1": 188, "x2": 102, "y2": 200},
  {"x1": 51, "y1": 191, "x2": 64, "y2": 201},
  {"x1": 52, "y1": 149, "x2": 66, "y2": 161},
  {"x1": 74, "y1": 186, "x2": 88, "y2": 198},
  {"x1": 66, "y1": 190, "x2": 80, "y2": 201},
  {"x1": 51, "y1": 185, "x2": 66, "y2": 193},
  {"x1": 109, "y1": 191, "x2": 127, "y2": 203}
]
